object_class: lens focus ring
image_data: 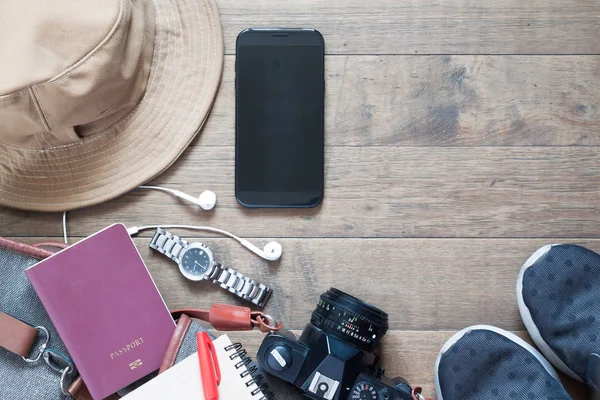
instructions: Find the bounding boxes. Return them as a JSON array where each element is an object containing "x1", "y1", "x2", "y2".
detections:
[{"x1": 310, "y1": 288, "x2": 389, "y2": 352}]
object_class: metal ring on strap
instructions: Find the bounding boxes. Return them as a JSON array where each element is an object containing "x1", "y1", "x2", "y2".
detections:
[{"x1": 21, "y1": 326, "x2": 49, "y2": 363}]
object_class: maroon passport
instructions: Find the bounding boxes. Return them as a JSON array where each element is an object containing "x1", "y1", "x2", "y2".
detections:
[{"x1": 26, "y1": 224, "x2": 175, "y2": 400}]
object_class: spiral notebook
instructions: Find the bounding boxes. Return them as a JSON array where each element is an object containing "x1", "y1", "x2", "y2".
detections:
[{"x1": 122, "y1": 334, "x2": 273, "y2": 400}]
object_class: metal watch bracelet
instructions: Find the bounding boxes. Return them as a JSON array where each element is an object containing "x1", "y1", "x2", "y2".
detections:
[
  {"x1": 149, "y1": 228, "x2": 273, "y2": 307},
  {"x1": 149, "y1": 228, "x2": 189, "y2": 263},
  {"x1": 205, "y1": 263, "x2": 272, "y2": 308}
]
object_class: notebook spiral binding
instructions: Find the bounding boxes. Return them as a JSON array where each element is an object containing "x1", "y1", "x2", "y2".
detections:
[{"x1": 225, "y1": 343, "x2": 275, "y2": 400}]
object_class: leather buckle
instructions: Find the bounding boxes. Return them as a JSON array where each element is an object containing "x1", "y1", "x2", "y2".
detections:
[{"x1": 251, "y1": 312, "x2": 283, "y2": 333}]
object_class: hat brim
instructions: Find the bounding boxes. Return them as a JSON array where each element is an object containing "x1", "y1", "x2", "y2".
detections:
[{"x1": 0, "y1": 0, "x2": 223, "y2": 212}]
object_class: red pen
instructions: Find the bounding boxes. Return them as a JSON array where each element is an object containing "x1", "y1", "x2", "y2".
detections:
[{"x1": 196, "y1": 332, "x2": 221, "y2": 400}]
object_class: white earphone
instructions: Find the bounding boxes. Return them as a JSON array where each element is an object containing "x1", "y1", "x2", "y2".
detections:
[
  {"x1": 138, "y1": 186, "x2": 216, "y2": 211},
  {"x1": 62, "y1": 186, "x2": 282, "y2": 261},
  {"x1": 127, "y1": 224, "x2": 283, "y2": 261}
]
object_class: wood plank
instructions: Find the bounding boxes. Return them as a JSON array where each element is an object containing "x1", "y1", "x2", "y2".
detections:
[
  {"x1": 1, "y1": 2, "x2": 597, "y2": 400},
  {"x1": 218, "y1": 0, "x2": 600, "y2": 55},
  {"x1": 220, "y1": 330, "x2": 589, "y2": 400},
  {"x1": 201, "y1": 55, "x2": 600, "y2": 146},
  {"x1": 10, "y1": 237, "x2": 600, "y2": 332},
  {"x1": 2, "y1": 147, "x2": 599, "y2": 238},
  {"x1": 2, "y1": 237, "x2": 591, "y2": 398}
]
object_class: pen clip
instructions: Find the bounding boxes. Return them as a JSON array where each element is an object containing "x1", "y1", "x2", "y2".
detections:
[{"x1": 204, "y1": 333, "x2": 221, "y2": 385}]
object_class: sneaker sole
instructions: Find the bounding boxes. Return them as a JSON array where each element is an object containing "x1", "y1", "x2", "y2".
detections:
[
  {"x1": 516, "y1": 244, "x2": 582, "y2": 382},
  {"x1": 434, "y1": 325, "x2": 562, "y2": 400}
]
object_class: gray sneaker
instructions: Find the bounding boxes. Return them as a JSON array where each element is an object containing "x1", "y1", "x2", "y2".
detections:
[
  {"x1": 435, "y1": 325, "x2": 571, "y2": 400},
  {"x1": 518, "y1": 244, "x2": 600, "y2": 391}
]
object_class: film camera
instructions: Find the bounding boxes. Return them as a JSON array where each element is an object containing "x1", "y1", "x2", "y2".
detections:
[{"x1": 257, "y1": 288, "x2": 417, "y2": 400}]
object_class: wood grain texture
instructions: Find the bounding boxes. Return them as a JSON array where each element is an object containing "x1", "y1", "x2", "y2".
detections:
[
  {"x1": 218, "y1": 0, "x2": 600, "y2": 55},
  {"x1": 200, "y1": 55, "x2": 600, "y2": 147},
  {"x1": 220, "y1": 330, "x2": 589, "y2": 400},
  {"x1": 9, "y1": 237, "x2": 600, "y2": 333},
  {"x1": 2, "y1": 0, "x2": 600, "y2": 398},
  {"x1": 4, "y1": 235, "x2": 591, "y2": 398},
  {"x1": 2, "y1": 146, "x2": 600, "y2": 238}
]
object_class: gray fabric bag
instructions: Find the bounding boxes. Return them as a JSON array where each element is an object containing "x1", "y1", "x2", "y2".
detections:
[
  {"x1": 0, "y1": 242, "x2": 75, "y2": 400},
  {"x1": 0, "y1": 239, "x2": 197, "y2": 400},
  {"x1": 0, "y1": 238, "x2": 300, "y2": 399}
]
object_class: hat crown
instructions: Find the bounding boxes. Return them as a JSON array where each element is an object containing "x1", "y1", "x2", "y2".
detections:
[{"x1": 0, "y1": 0, "x2": 154, "y2": 149}]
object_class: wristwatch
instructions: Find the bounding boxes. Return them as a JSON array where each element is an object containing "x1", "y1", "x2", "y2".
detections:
[{"x1": 149, "y1": 228, "x2": 273, "y2": 308}]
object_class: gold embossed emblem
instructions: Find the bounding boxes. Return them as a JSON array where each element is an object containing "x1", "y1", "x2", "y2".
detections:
[{"x1": 129, "y1": 359, "x2": 143, "y2": 370}]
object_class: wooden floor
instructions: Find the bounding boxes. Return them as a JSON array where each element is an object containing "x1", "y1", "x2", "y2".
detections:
[{"x1": 2, "y1": 0, "x2": 599, "y2": 398}]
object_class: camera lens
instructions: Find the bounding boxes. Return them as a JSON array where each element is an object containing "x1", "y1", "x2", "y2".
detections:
[{"x1": 310, "y1": 288, "x2": 389, "y2": 352}]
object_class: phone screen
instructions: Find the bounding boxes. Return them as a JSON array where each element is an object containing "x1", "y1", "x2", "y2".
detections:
[{"x1": 235, "y1": 29, "x2": 324, "y2": 208}]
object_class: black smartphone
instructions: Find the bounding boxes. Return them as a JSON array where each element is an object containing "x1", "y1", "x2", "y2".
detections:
[{"x1": 235, "y1": 28, "x2": 325, "y2": 208}]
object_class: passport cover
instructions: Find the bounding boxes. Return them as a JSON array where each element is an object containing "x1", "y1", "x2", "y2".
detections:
[{"x1": 25, "y1": 223, "x2": 175, "y2": 400}]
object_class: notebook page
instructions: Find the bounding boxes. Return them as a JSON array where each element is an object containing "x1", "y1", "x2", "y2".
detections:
[
  {"x1": 121, "y1": 349, "x2": 204, "y2": 399},
  {"x1": 214, "y1": 334, "x2": 267, "y2": 400},
  {"x1": 122, "y1": 335, "x2": 264, "y2": 400}
]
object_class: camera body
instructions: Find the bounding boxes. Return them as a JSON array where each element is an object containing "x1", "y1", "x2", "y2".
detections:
[{"x1": 257, "y1": 288, "x2": 415, "y2": 400}]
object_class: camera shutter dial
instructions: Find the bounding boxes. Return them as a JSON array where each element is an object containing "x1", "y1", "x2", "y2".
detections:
[
  {"x1": 266, "y1": 345, "x2": 292, "y2": 372},
  {"x1": 351, "y1": 381, "x2": 378, "y2": 400}
]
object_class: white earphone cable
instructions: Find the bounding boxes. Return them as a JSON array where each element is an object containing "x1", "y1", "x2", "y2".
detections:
[
  {"x1": 138, "y1": 186, "x2": 176, "y2": 195},
  {"x1": 136, "y1": 185, "x2": 217, "y2": 211},
  {"x1": 128, "y1": 225, "x2": 243, "y2": 243},
  {"x1": 62, "y1": 211, "x2": 68, "y2": 244}
]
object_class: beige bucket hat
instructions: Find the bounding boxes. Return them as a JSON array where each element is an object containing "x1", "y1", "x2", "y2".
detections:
[{"x1": 0, "y1": 0, "x2": 223, "y2": 212}]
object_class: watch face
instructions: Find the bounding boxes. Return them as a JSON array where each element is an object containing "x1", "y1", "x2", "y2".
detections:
[{"x1": 181, "y1": 247, "x2": 211, "y2": 279}]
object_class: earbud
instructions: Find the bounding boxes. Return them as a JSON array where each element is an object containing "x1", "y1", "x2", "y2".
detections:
[
  {"x1": 263, "y1": 241, "x2": 283, "y2": 261},
  {"x1": 138, "y1": 186, "x2": 216, "y2": 211},
  {"x1": 240, "y1": 239, "x2": 283, "y2": 261},
  {"x1": 173, "y1": 189, "x2": 216, "y2": 210},
  {"x1": 197, "y1": 190, "x2": 217, "y2": 210}
]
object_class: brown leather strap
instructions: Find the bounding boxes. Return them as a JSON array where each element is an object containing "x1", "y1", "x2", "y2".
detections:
[
  {"x1": 0, "y1": 312, "x2": 38, "y2": 358},
  {"x1": 171, "y1": 309, "x2": 210, "y2": 323},
  {"x1": 0, "y1": 236, "x2": 54, "y2": 259},
  {"x1": 171, "y1": 304, "x2": 283, "y2": 332},
  {"x1": 31, "y1": 241, "x2": 70, "y2": 251},
  {"x1": 158, "y1": 314, "x2": 192, "y2": 374},
  {"x1": 160, "y1": 305, "x2": 283, "y2": 372},
  {"x1": 68, "y1": 377, "x2": 92, "y2": 400},
  {"x1": 68, "y1": 377, "x2": 120, "y2": 400},
  {"x1": 0, "y1": 237, "x2": 54, "y2": 358}
]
